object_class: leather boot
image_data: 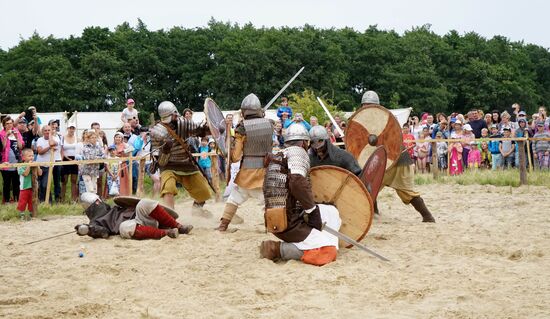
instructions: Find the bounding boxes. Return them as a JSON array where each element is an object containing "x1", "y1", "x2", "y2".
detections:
[
  {"x1": 410, "y1": 196, "x2": 435, "y2": 222},
  {"x1": 215, "y1": 218, "x2": 231, "y2": 232},
  {"x1": 260, "y1": 240, "x2": 281, "y2": 261}
]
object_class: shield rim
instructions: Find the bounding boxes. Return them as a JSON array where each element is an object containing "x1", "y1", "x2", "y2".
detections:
[
  {"x1": 359, "y1": 145, "x2": 387, "y2": 202},
  {"x1": 310, "y1": 165, "x2": 374, "y2": 249},
  {"x1": 113, "y1": 196, "x2": 179, "y2": 219},
  {"x1": 204, "y1": 97, "x2": 227, "y2": 158},
  {"x1": 344, "y1": 104, "x2": 402, "y2": 171}
]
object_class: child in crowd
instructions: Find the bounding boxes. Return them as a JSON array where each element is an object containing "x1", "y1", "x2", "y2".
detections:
[
  {"x1": 499, "y1": 128, "x2": 515, "y2": 169},
  {"x1": 533, "y1": 121, "x2": 550, "y2": 169},
  {"x1": 80, "y1": 131, "x2": 107, "y2": 194},
  {"x1": 467, "y1": 141, "x2": 481, "y2": 169},
  {"x1": 449, "y1": 138, "x2": 463, "y2": 175},
  {"x1": 415, "y1": 127, "x2": 431, "y2": 174},
  {"x1": 17, "y1": 148, "x2": 42, "y2": 220},
  {"x1": 480, "y1": 142, "x2": 492, "y2": 169},
  {"x1": 121, "y1": 98, "x2": 138, "y2": 123},
  {"x1": 435, "y1": 132, "x2": 448, "y2": 171},
  {"x1": 106, "y1": 145, "x2": 120, "y2": 196},
  {"x1": 488, "y1": 124, "x2": 502, "y2": 170},
  {"x1": 198, "y1": 137, "x2": 212, "y2": 183},
  {"x1": 402, "y1": 123, "x2": 416, "y2": 161},
  {"x1": 480, "y1": 128, "x2": 489, "y2": 139}
]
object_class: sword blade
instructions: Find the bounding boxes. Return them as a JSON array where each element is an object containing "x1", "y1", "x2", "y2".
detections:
[
  {"x1": 263, "y1": 66, "x2": 305, "y2": 111},
  {"x1": 316, "y1": 97, "x2": 345, "y2": 137},
  {"x1": 24, "y1": 230, "x2": 76, "y2": 245},
  {"x1": 323, "y1": 224, "x2": 390, "y2": 262}
]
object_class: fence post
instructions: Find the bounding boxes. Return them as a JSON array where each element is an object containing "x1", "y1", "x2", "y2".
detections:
[
  {"x1": 137, "y1": 157, "x2": 145, "y2": 197},
  {"x1": 526, "y1": 137, "x2": 533, "y2": 173},
  {"x1": 431, "y1": 141, "x2": 438, "y2": 179},
  {"x1": 31, "y1": 166, "x2": 39, "y2": 217},
  {"x1": 44, "y1": 149, "x2": 54, "y2": 204},
  {"x1": 518, "y1": 139, "x2": 528, "y2": 185},
  {"x1": 128, "y1": 157, "x2": 133, "y2": 195}
]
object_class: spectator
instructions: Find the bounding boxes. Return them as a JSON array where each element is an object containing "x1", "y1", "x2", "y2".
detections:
[
  {"x1": 106, "y1": 145, "x2": 120, "y2": 197},
  {"x1": 415, "y1": 127, "x2": 431, "y2": 174},
  {"x1": 426, "y1": 114, "x2": 436, "y2": 135},
  {"x1": 449, "y1": 120, "x2": 464, "y2": 175},
  {"x1": 310, "y1": 116, "x2": 319, "y2": 127},
  {"x1": 332, "y1": 115, "x2": 345, "y2": 143},
  {"x1": 23, "y1": 106, "x2": 42, "y2": 126},
  {"x1": 129, "y1": 117, "x2": 141, "y2": 136},
  {"x1": 113, "y1": 132, "x2": 133, "y2": 196},
  {"x1": 480, "y1": 142, "x2": 492, "y2": 169},
  {"x1": 18, "y1": 117, "x2": 39, "y2": 151},
  {"x1": 121, "y1": 98, "x2": 138, "y2": 123},
  {"x1": 48, "y1": 119, "x2": 63, "y2": 141},
  {"x1": 514, "y1": 119, "x2": 529, "y2": 168},
  {"x1": 324, "y1": 121, "x2": 336, "y2": 143},
  {"x1": 61, "y1": 125, "x2": 79, "y2": 203},
  {"x1": 432, "y1": 120, "x2": 449, "y2": 139},
  {"x1": 91, "y1": 122, "x2": 101, "y2": 132},
  {"x1": 182, "y1": 108, "x2": 193, "y2": 120},
  {"x1": 135, "y1": 127, "x2": 160, "y2": 198},
  {"x1": 80, "y1": 130, "x2": 108, "y2": 194},
  {"x1": 533, "y1": 122, "x2": 550, "y2": 169},
  {"x1": 121, "y1": 122, "x2": 138, "y2": 146},
  {"x1": 1, "y1": 116, "x2": 24, "y2": 203},
  {"x1": 467, "y1": 141, "x2": 481, "y2": 169},
  {"x1": 484, "y1": 113, "x2": 493, "y2": 128},
  {"x1": 468, "y1": 109, "x2": 488, "y2": 138},
  {"x1": 498, "y1": 111, "x2": 517, "y2": 134},
  {"x1": 410, "y1": 116, "x2": 422, "y2": 139},
  {"x1": 284, "y1": 112, "x2": 311, "y2": 131},
  {"x1": 36, "y1": 125, "x2": 62, "y2": 202},
  {"x1": 480, "y1": 128, "x2": 489, "y2": 139},
  {"x1": 499, "y1": 128, "x2": 515, "y2": 169},
  {"x1": 17, "y1": 148, "x2": 42, "y2": 220},
  {"x1": 273, "y1": 121, "x2": 284, "y2": 149},
  {"x1": 402, "y1": 123, "x2": 416, "y2": 161},
  {"x1": 276, "y1": 97, "x2": 293, "y2": 121},
  {"x1": 488, "y1": 125, "x2": 502, "y2": 170},
  {"x1": 435, "y1": 131, "x2": 448, "y2": 171},
  {"x1": 491, "y1": 110, "x2": 501, "y2": 125},
  {"x1": 462, "y1": 124, "x2": 475, "y2": 167},
  {"x1": 197, "y1": 137, "x2": 212, "y2": 184},
  {"x1": 280, "y1": 111, "x2": 292, "y2": 128}
]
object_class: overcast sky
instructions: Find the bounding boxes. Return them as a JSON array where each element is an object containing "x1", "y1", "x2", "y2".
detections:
[{"x1": 1, "y1": 0, "x2": 549, "y2": 50}]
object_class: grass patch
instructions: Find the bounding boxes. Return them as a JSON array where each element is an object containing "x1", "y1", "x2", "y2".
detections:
[{"x1": 414, "y1": 169, "x2": 550, "y2": 188}]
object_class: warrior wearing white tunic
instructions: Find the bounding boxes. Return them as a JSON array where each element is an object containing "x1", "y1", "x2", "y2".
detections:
[{"x1": 260, "y1": 124, "x2": 342, "y2": 266}]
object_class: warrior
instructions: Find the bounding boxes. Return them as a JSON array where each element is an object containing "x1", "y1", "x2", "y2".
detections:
[
  {"x1": 308, "y1": 125, "x2": 362, "y2": 175},
  {"x1": 260, "y1": 124, "x2": 342, "y2": 266},
  {"x1": 74, "y1": 193, "x2": 193, "y2": 240},
  {"x1": 360, "y1": 90, "x2": 435, "y2": 222},
  {"x1": 216, "y1": 94, "x2": 274, "y2": 231},
  {"x1": 149, "y1": 101, "x2": 212, "y2": 216}
]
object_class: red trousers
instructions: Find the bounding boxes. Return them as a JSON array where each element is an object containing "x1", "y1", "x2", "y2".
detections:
[{"x1": 17, "y1": 189, "x2": 33, "y2": 212}]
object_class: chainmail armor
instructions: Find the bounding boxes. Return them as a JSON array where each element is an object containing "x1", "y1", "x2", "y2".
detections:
[{"x1": 242, "y1": 118, "x2": 274, "y2": 169}]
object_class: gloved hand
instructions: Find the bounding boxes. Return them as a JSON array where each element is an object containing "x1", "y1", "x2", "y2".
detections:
[
  {"x1": 75, "y1": 224, "x2": 89, "y2": 236},
  {"x1": 162, "y1": 139, "x2": 173, "y2": 154},
  {"x1": 306, "y1": 205, "x2": 322, "y2": 231}
]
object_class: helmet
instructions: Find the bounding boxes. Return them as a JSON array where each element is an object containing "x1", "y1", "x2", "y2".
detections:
[
  {"x1": 285, "y1": 123, "x2": 310, "y2": 142},
  {"x1": 81, "y1": 192, "x2": 100, "y2": 210},
  {"x1": 361, "y1": 90, "x2": 380, "y2": 104},
  {"x1": 309, "y1": 125, "x2": 329, "y2": 141},
  {"x1": 158, "y1": 101, "x2": 179, "y2": 123},
  {"x1": 241, "y1": 93, "x2": 261, "y2": 111}
]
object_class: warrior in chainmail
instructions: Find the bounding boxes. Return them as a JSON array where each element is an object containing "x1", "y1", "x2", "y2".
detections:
[
  {"x1": 149, "y1": 101, "x2": 212, "y2": 216},
  {"x1": 216, "y1": 93, "x2": 274, "y2": 231},
  {"x1": 260, "y1": 124, "x2": 342, "y2": 266},
  {"x1": 308, "y1": 125, "x2": 362, "y2": 175},
  {"x1": 361, "y1": 90, "x2": 435, "y2": 222}
]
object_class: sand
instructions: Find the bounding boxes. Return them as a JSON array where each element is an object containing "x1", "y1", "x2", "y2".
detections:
[{"x1": 1, "y1": 184, "x2": 549, "y2": 319}]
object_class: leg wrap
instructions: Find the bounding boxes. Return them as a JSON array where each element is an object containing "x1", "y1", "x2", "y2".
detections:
[
  {"x1": 222, "y1": 203, "x2": 238, "y2": 221},
  {"x1": 132, "y1": 224, "x2": 166, "y2": 240},
  {"x1": 149, "y1": 205, "x2": 180, "y2": 229},
  {"x1": 280, "y1": 242, "x2": 304, "y2": 261}
]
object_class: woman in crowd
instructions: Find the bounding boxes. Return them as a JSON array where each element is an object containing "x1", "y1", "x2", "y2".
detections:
[
  {"x1": 113, "y1": 132, "x2": 133, "y2": 196},
  {"x1": 491, "y1": 110, "x2": 501, "y2": 126},
  {"x1": 498, "y1": 111, "x2": 516, "y2": 134},
  {"x1": 410, "y1": 116, "x2": 422, "y2": 139},
  {"x1": 324, "y1": 121, "x2": 336, "y2": 143},
  {"x1": 273, "y1": 121, "x2": 284, "y2": 149},
  {"x1": 61, "y1": 125, "x2": 79, "y2": 202},
  {"x1": 533, "y1": 121, "x2": 550, "y2": 169},
  {"x1": 80, "y1": 130, "x2": 110, "y2": 194},
  {"x1": 0, "y1": 116, "x2": 23, "y2": 203},
  {"x1": 484, "y1": 113, "x2": 493, "y2": 128}
]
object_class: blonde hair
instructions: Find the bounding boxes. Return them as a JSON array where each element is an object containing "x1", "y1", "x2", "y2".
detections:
[
  {"x1": 501, "y1": 111, "x2": 511, "y2": 119},
  {"x1": 84, "y1": 130, "x2": 97, "y2": 142}
]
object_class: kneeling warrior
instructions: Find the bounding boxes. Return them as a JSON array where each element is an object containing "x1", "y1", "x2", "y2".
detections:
[
  {"x1": 150, "y1": 101, "x2": 212, "y2": 216},
  {"x1": 75, "y1": 193, "x2": 193, "y2": 240},
  {"x1": 260, "y1": 124, "x2": 342, "y2": 266},
  {"x1": 217, "y1": 93, "x2": 273, "y2": 231},
  {"x1": 308, "y1": 125, "x2": 362, "y2": 175}
]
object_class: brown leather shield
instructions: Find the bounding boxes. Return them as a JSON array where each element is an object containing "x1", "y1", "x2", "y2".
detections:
[
  {"x1": 204, "y1": 98, "x2": 227, "y2": 157},
  {"x1": 113, "y1": 196, "x2": 179, "y2": 219},
  {"x1": 310, "y1": 165, "x2": 374, "y2": 248},
  {"x1": 345, "y1": 104, "x2": 402, "y2": 170},
  {"x1": 359, "y1": 146, "x2": 387, "y2": 202},
  {"x1": 225, "y1": 120, "x2": 232, "y2": 184}
]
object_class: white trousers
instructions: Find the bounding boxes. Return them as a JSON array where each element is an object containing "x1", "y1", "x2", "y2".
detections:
[
  {"x1": 292, "y1": 204, "x2": 341, "y2": 251},
  {"x1": 227, "y1": 185, "x2": 264, "y2": 207}
]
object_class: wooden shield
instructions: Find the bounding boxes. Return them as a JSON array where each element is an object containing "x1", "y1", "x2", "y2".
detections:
[
  {"x1": 345, "y1": 104, "x2": 402, "y2": 170},
  {"x1": 225, "y1": 121, "x2": 232, "y2": 185},
  {"x1": 113, "y1": 196, "x2": 179, "y2": 219},
  {"x1": 310, "y1": 165, "x2": 374, "y2": 248},
  {"x1": 359, "y1": 146, "x2": 387, "y2": 202},
  {"x1": 204, "y1": 98, "x2": 227, "y2": 158}
]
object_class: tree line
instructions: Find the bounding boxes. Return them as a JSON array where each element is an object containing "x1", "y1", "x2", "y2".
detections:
[{"x1": 1, "y1": 19, "x2": 549, "y2": 120}]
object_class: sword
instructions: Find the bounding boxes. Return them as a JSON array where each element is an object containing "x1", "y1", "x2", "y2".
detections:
[
  {"x1": 24, "y1": 230, "x2": 76, "y2": 245},
  {"x1": 322, "y1": 223, "x2": 390, "y2": 262},
  {"x1": 263, "y1": 66, "x2": 305, "y2": 111},
  {"x1": 317, "y1": 97, "x2": 345, "y2": 137}
]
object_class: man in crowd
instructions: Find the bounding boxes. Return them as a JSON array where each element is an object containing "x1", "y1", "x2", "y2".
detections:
[
  {"x1": 150, "y1": 101, "x2": 212, "y2": 216},
  {"x1": 35, "y1": 125, "x2": 62, "y2": 202},
  {"x1": 216, "y1": 94, "x2": 273, "y2": 232},
  {"x1": 260, "y1": 124, "x2": 342, "y2": 266},
  {"x1": 17, "y1": 117, "x2": 39, "y2": 150},
  {"x1": 75, "y1": 193, "x2": 192, "y2": 239},
  {"x1": 308, "y1": 125, "x2": 361, "y2": 175},
  {"x1": 468, "y1": 109, "x2": 488, "y2": 138},
  {"x1": 360, "y1": 90, "x2": 435, "y2": 222}
]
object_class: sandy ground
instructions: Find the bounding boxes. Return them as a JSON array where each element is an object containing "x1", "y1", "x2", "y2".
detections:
[{"x1": 1, "y1": 184, "x2": 549, "y2": 319}]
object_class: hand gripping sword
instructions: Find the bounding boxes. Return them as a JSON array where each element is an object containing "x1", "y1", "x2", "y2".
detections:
[
  {"x1": 263, "y1": 66, "x2": 305, "y2": 111},
  {"x1": 322, "y1": 223, "x2": 390, "y2": 262}
]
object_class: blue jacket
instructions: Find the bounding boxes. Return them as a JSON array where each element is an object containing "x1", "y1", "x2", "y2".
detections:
[
  {"x1": 488, "y1": 134, "x2": 502, "y2": 154},
  {"x1": 277, "y1": 106, "x2": 293, "y2": 120},
  {"x1": 283, "y1": 120, "x2": 311, "y2": 131}
]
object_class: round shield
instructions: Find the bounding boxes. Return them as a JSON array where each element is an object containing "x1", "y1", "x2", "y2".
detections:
[
  {"x1": 359, "y1": 146, "x2": 387, "y2": 202},
  {"x1": 225, "y1": 121, "x2": 232, "y2": 185},
  {"x1": 345, "y1": 104, "x2": 402, "y2": 170},
  {"x1": 204, "y1": 98, "x2": 227, "y2": 157},
  {"x1": 310, "y1": 165, "x2": 374, "y2": 248},
  {"x1": 113, "y1": 196, "x2": 179, "y2": 219}
]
